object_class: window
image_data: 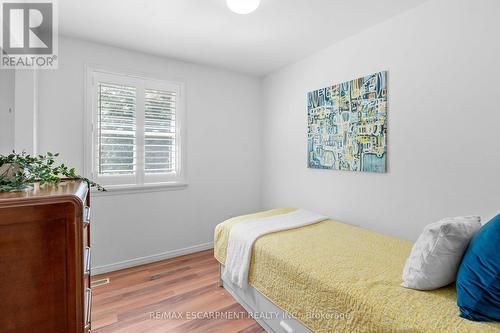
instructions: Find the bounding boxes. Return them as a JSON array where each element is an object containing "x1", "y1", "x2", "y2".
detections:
[{"x1": 86, "y1": 69, "x2": 185, "y2": 190}]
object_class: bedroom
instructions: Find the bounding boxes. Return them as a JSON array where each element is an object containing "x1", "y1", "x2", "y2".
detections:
[{"x1": 0, "y1": 0, "x2": 499, "y2": 332}]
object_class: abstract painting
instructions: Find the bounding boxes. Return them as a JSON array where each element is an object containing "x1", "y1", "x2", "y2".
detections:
[{"x1": 307, "y1": 71, "x2": 387, "y2": 173}]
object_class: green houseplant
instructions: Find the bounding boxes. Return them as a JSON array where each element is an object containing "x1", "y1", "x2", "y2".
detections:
[{"x1": 0, "y1": 151, "x2": 105, "y2": 192}]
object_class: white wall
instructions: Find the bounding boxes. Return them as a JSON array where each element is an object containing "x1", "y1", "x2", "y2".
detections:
[
  {"x1": 8, "y1": 0, "x2": 499, "y2": 272},
  {"x1": 0, "y1": 70, "x2": 15, "y2": 154},
  {"x1": 14, "y1": 71, "x2": 38, "y2": 154},
  {"x1": 261, "y1": 0, "x2": 500, "y2": 241},
  {"x1": 35, "y1": 37, "x2": 262, "y2": 272}
]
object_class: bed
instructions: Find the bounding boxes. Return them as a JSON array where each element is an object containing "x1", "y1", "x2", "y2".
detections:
[{"x1": 214, "y1": 208, "x2": 500, "y2": 333}]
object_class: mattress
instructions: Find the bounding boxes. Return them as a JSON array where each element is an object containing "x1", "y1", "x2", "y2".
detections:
[{"x1": 214, "y1": 208, "x2": 500, "y2": 333}]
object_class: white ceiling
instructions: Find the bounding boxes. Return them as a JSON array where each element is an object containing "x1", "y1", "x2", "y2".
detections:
[{"x1": 59, "y1": 0, "x2": 427, "y2": 76}]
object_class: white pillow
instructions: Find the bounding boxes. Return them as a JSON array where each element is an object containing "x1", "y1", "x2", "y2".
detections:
[{"x1": 402, "y1": 216, "x2": 481, "y2": 290}]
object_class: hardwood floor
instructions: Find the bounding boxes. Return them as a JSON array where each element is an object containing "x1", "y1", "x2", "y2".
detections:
[{"x1": 91, "y1": 249, "x2": 265, "y2": 333}]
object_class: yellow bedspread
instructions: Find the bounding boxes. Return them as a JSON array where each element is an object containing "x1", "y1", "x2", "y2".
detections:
[{"x1": 214, "y1": 208, "x2": 500, "y2": 333}]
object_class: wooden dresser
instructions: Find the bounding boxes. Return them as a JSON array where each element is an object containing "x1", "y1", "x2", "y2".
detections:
[{"x1": 0, "y1": 180, "x2": 92, "y2": 333}]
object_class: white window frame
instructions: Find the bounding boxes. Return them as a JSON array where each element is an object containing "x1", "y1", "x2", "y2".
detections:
[{"x1": 84, "y1": 66, "x2": 187, "y2": 193}]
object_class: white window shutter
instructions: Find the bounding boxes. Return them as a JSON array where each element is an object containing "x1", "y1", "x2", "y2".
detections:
[
  {"x1": 97, "y1": 83, "x2": 137, "y2": 175},
  {"x1": 144, "y1": 88, "x2": 177, "y2": 174},
  {"x1": 89, "y1": 69, "x2": 184, "y2": 189}
]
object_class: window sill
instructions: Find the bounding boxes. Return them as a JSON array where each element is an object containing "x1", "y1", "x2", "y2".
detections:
[{"x1": 91, "y1": 182, "x2": 188, "y2": 196}]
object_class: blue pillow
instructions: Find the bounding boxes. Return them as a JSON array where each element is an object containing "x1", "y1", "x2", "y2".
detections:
[{"x1": 456, "y1": 213, "x2": 500, "y2": 321}]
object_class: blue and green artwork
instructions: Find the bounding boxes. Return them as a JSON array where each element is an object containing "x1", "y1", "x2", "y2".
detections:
[{"x1": 307, "y1": 71, "x2": 387, "y2": 173}]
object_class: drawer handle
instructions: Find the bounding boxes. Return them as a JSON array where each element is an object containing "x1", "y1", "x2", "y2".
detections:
[
  {"x1": 84, "y1": 288, "x2": 92, "y2": 326},
  {"x1": 83, "y1": 206, "x2": 91, "y2": 227},
  {"x1": 84, "y1": 247, "x2": 91, "y2": 275}
]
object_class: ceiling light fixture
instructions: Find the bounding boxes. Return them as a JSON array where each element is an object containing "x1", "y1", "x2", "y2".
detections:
[{"x1": 226, "y1": 0, "x2": 261, "y2": 15}]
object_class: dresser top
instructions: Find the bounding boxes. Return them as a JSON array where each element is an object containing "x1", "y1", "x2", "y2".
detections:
[{"x1": 0, "y1": 180, "x2": 88, "y2": 205}]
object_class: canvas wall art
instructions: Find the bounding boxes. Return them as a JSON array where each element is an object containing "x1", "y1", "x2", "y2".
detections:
[{"x1": 307, "y1": 71, "x2": 387, "y2": 173}]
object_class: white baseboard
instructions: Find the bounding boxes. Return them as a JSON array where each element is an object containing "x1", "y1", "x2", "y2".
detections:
[{"x1": 91, "y1": 242, "x2": 213, "y2": 275}]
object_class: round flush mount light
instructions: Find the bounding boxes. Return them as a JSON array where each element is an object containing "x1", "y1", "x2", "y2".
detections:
[{"x1": 226, "y1": 0, "x2": 261, "y2": 14}]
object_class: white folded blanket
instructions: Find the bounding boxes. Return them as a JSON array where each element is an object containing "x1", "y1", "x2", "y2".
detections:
[{"x1": 223, "y1": 209, "x2": 327, "y2": 288}]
